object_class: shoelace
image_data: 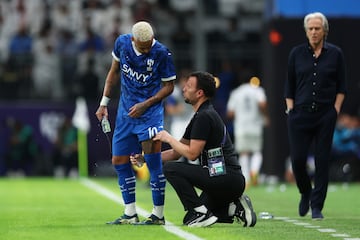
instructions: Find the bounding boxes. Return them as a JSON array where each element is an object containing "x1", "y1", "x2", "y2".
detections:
[{"x1": 234, "y1": 210, "x2": 245, "y2": 223}]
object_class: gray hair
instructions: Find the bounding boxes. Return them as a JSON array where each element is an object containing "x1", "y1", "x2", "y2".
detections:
[
  {"x1": 304, "y1": 12, "x2": 329, "y2": 38},
  {"x1": 132, "y1": 21, "x2": 154, "y2": 42}
]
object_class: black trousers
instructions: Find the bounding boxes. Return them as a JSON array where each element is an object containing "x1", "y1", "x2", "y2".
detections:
[
  {"x1": 163, "y1": 161, "x2": 245, "y2": 223},
  {"x1": 287, "y1": 106, "x2": 337, "y2": 211}
]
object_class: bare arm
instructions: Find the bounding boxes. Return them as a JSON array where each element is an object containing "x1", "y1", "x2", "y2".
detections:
[
  {"x1": 161, "y1": 138, "x2": 188, "y2": 161},
  {"x1": 95, "y1": 59, "x2": 120, "y2": 121},
  {"x1": 259, "y1": 100, "x2": 270, "y2": 126},
  {"x1": 130, "y1": 138, "x2": 192, "y2": 166},
  {"x1": 226, "y1": 110, "x2": 235, "y2": 121},
  {"x1": 154, "y1": 130, "x2": 205, "y2": 161}
]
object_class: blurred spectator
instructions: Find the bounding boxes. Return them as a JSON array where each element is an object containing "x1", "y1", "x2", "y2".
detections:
[
  {"x1": 331, "y1": 113, "x2": 360, "y2": 161},
  {"x1": 104, "y1": 15, "x2": 123, "y2": 49},
  {"x1": 224, "y1": 17, "x2": 245, "y2": 47},
  {"x1": 0, "y1": 0, "x2": 263, "y2": 104},
  {"x1": 131, "y1": 0, "x2": 153, "y2": 23},
  {"x1": 0, "y1": 2, "x2": 6, "y2": 61},
  {"x1": 227, "y1": 75, "x2": 269, "y2": 187},
  {"x1": 4, "y1": 117, "x2": 39, "y2": 176},
  {"x1": 149, "y1": 2, "x2": 176, "y2": 47},
  {"x1": 0, "y1": 57, "x2": 19, "y2": 99},
  {"x1": 75, "y1": 57, "x2": 100, "y2": 101},
  {"x1": 32, "y1": 19, "x2": 63, "y2": 99},
  {"x1": 169, "y1": 0, "x2": 196, "y2": 13},
  {"x1": 52, "y1": 1, "x2": 82, "y2": 34},
  {"x1": 2, "y1": 0, "x2": 44, "y2": 43},
  {"x1": 170, "y1": 16, "x2": 193, "y2": 69},
  {"x1": 7, "y1": 23, "x2": 34, "y2": 98},
  {"x1": 81, "y1": 0, "x2": 106, "y2": 35},
  {"x1": 213, "y1": 60, "x2": 237, "y2": 125},
  {"x1": 52, "y1": 117, "x2": 78, "y2": 178},
  {"x1": 57, "y1": 29, "x2": 79, "y2": 99},
  {"x1": 103, "y1": 0, "x2": 133, "y2": 47},
  {"x1": 77, "y1": 16, "x2": 106, "y2": 98},
  {"x1": 78, "y1": 17, "x2": 105, "y2": 53}
]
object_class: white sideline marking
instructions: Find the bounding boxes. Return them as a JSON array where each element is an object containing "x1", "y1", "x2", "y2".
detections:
[
  {"x1": 304, "y1": 225, "x2": 320, "y2": 228},
  {"x1": 293, "y1": 222, "x2": 311, "y2": 226},
  {"x1": 332, "y1": 234, "x2": 350, "y2": 237},
  {"x1": 284, "y1": 219, "x2": 298, "y2": 223},
  {"x1": 80, "y1": 178, "x2": 205, "y2": 240},
  {"x1": 318, "y1": 228, "x2": 336, "y2": 233},
  {"x1": 276, "y1": 216, "x2": 358, "y2": 240}
]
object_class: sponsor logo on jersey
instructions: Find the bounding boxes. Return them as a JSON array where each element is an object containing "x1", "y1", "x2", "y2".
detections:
[{"x1": 122, "y1": 63, "x2": 151, "y2": 84}]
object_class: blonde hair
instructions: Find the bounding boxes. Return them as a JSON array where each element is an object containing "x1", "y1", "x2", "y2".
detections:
[{"x1": 132, "y1": 21, "x2": 154, "y2": 42}]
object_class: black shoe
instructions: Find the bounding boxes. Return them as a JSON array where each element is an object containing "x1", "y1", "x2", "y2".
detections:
[
  {"x1": 184, "y1": 210, "x2": 218, "y2": 227},
  {"x1": 299, "y1": 194, "x2": 310, "y2": 217},
  {"x1": 234, "y1": 194, "x2": 257, "y2": 227},
  {"x1": 106, "y1": 214, "x2": 139, "y2": 225},
  {"x1": 135, "y1": 214, "x2": 165, "y2": 225},
  {"x1": 182, "y1": 210, "x2": 193, "y2": 225},
  {"x1": 312, "y1": 208, "x2": 324, "y2": 220}
]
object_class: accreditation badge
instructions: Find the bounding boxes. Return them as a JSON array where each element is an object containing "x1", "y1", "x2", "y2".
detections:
[{"x1": 207, "y1": 147, "x2": 226, "y2": 177}]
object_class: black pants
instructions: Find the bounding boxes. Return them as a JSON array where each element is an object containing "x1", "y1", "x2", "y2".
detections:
[
  {"x1": 163, "y1": 161, "x2": 245, "y2": 223},
  {"x1": 287, "y1": 106, "x2": 337, "y2": 211}
]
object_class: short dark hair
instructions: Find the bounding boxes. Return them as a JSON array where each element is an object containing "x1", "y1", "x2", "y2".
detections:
[{"x1": 189, "y1": 71, "x2": 216, "y2": 98}]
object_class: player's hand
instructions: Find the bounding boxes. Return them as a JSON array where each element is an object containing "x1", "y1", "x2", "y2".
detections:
[
  {"x1": 130, "y1": 153, "x2": 145, "y2": 167},
  {"x1": 128, "y1": 102, "x2": 147, "y2": 118},
  {"x1": 95, "y1": 105, "x2": 108, "y2": 121}
]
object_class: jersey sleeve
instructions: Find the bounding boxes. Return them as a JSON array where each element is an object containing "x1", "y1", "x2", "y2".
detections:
[
  {"x1": 112, "y1": 34, "x2": 128, "y2": 62},
  {"x1": 159, "y1": 49, "x2": 176, "y2": 82}
]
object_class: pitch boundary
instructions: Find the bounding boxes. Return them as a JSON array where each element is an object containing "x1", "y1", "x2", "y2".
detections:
[{"x1": 80, "y1": 178, "x2": 205, "y2": 240}]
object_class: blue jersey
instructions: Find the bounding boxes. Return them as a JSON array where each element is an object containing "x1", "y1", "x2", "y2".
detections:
[{"x1": 112, "y1": 34, "x2": 176, "y2": 124}]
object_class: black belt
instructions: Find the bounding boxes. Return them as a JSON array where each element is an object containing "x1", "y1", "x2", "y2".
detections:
[{"x1": 297, "y1": 104, "x2": 331, "y2": 113}]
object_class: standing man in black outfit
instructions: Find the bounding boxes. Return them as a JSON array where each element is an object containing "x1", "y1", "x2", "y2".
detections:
[
  {"x1": 131, "y1": 71, "x2": 256, "y2": 227},
  {"x1": 285, "y1": 12, "x2": 347, "y2": 220}
]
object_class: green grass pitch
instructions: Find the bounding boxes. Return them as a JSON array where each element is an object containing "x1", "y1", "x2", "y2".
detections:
[{"x1": 1, "y1": 177, "x2": 359, "y2": 240}]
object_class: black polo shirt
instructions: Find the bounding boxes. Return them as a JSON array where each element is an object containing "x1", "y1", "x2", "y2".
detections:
[
  {"x1": 285, "y1": 42, "x2": 347, "y2": 107},
  {"x1": 183, "y1": 100, "x2": 240, "y2": 168}
]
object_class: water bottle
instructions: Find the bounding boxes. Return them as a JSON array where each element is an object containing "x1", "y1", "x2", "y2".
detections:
[
  {"x1": 101, "y1": 117, "x2": 111, "y2": 133},
  {"x1": 258, "y1": 212, "x2": 274, "y2": 219},
  {"x1": 131, "y1": 153, "x2": 144, "y2": 167}
]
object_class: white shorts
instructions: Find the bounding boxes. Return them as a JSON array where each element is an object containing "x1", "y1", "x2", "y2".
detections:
[{"x1": 234, "y1": 133, "x2": 263, "y2": 152}]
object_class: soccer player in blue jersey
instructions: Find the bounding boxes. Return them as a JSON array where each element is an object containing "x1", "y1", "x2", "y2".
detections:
[{"x1": 95, "y1": 21, "x2": 176, "y2": 225}]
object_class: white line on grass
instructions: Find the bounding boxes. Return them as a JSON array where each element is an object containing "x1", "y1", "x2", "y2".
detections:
[
  {"x1": 332, "y1": 234, "x2": 350, "y2": 237},
  {"x1": 318, "y1": 228, "x2": 336, "y2": 233},
  {"x1": 80, "y1": 178, "x2": 205, "y2": 240},
  {"x1": 275, "y1": 216, "x2": 358, "y2": 240}
]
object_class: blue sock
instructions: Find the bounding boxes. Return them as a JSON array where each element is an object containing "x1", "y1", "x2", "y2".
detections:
[
  {"x1": 144, "y1": 153, "x2": 166, "y2": 206},
  {"x1": 114, "y1": 163, "x2": 136, "y2": 204}
]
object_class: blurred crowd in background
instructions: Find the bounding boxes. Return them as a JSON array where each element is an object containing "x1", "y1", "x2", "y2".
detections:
[
  {"x1": 0, "y1": 0, "x2": 359, "y2": 181},
  {"x1": 0, "y1": 0, "x2": 263, "y2": 101}
]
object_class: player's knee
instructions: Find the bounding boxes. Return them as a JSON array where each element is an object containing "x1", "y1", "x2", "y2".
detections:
[{"x1": 112, "y1": 156, "x2": 129, "y2": 165}]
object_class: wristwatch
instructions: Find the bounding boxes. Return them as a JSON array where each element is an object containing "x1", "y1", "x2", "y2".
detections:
[{"x1": 285, "y1": 108, "x2": 293, "y2": 115}]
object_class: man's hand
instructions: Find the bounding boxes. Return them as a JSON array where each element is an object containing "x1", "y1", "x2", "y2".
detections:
[
  {"x1": 95, "y1": 106, "x2": 108, "y2": 121},
  {"x1": 153, "y1": 130, "x2": 173, "y2": 144},
  {"x1": 130, "y1": 153, "x2": 145, "y2": 167},
  {"x1": 128, "y1": 102, "x2": 147, "y2": 118}
]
